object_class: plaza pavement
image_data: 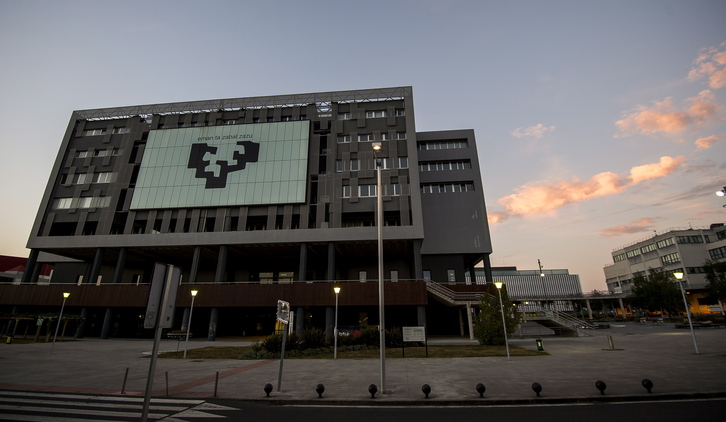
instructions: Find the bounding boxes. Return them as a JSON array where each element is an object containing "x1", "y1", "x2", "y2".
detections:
[{"x1": 1, "y1": 322, "x2": 725, "y2": 405}]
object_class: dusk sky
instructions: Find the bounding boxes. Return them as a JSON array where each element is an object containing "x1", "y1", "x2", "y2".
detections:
[{"x1": 1, "y1": 1, "x2": 724, "y2": 291}]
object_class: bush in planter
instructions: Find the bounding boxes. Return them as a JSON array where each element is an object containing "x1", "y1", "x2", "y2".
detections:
[{"x1": 300, "y1": 328, "x2": 327, "y2": 349}]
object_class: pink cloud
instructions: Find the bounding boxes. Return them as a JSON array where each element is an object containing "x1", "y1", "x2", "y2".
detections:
[
  {"x1": 511, "y1": 124, "x2": 556, "y2": 139},
  {"x1": 615, "y1": 91, "x2": 720, "y2": 136},
  {"x1": 495, "y1": 156, "x2": 684, "y2": 218},
  {"x1": 688, "y1": 41, "x2": 726, "y2": 89},
  {"x1": 487, "y1": 212, "x2": 510, "y2": 225},
  {"x1": 600, "y1": 218, "x2": 657, "y2": 238},
  {"x1": 695, "y1": 135, "x2": 720, "y2": 150}
]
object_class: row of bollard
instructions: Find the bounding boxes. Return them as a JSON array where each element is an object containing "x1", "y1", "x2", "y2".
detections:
[{"x1": 263, "y1": 378, "x2": 656, "y2": 398}]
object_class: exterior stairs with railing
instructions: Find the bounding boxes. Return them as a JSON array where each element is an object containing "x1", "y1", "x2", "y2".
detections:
[{"x1": 528, "y1": 309, "x2": 595, "y2": 337}]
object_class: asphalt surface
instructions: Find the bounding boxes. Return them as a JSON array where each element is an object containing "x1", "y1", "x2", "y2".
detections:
[{"x1": 1, "y1": 322, "x2": 725, "y2": 405}]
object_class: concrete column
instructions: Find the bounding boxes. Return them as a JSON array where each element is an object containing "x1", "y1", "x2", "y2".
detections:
[
  {"x1": 208, "y1": 308, "x2": 219, "y2": 341},
  {"x1": 88, "y1": 248, "x2": 105, "y2": 285},
  {"x1": 181, "y1": 308, "x2": 191, "y2": 332},
  {"x1": 77, "y1": 307, "x2": 88, "y2": 338},
  {"x1": 618, "y1": 297, "x2": 627, "y2": 320},
  {"x1": 295, "y1": 306, "x2": 304, "y2": 335},
  {"x1": 326, "y1": 242, "x2": 335, "y2": 281},
  {"x1": 20, "y1": 249, "x2": 40, "y2": 284},
  {"x1": 458, "y1": 308, "x2": 465, "y2": 337},
  {"x1": 325, "y1": 306, "x2": 334, "y2": 339},
  {"x1": 468, "y1": 266, "x2": 477, "y2": 285},
  {"x1": 190, "y1": 246, "x2": 201, "y2": 283},
  {"x1": 413, "y1": 240, "x2": 422, "y2": 280},
  {"x1": 466, "y1": 303, "x2": 475, "y2": 340},
  {"x1": 483, "y1": 254, "x2": 494, "y2": 284},
  {"x1": 215, "y1": 246, "x2": 227, "y2": 283},
  {"x1": 112, "y1": 248, "x2": 127, "y2": 284},
  {"x1": 416, "y1": 305, "x2": 426, "y2": 327},
  {"x1": 100, "y1": 307, "x2": 113, "y2": 339},
  {"x1": 298, "y1": 243, "x2": 307, "y2": 282},
  {"x1": 586, "y1": 299, "x2": 593, "y2": 320}
]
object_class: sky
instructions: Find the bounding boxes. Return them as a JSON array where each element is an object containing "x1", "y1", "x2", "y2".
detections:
[{"x1": 0, "y1": 0, "x2": 725, "y2": 292}]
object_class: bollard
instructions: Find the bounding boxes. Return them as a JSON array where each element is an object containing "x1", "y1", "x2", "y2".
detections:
[
  {"x1": 121, "y1": 367, "x2": 129, "y2": 395},
  {"x1": 6, "y1": 336, "x2": 12, "y2": 344},
  {"x1": 165, "y1": 372, "x2": 169, "y2": 396},
  {"x1": 475, "y1": 383, "x2": 486, "y2": 398},
  {"x1": 368, "y1": 384, "x2": 378, "y2": 398},
  {"x1": 532, "y1": 382, "x2": 542, "y2": 397},
  {"x1": 607, "y1": 335, "x2": 615, "y2": 350},
  {"x1": 214, "y1": 371, "x2": 219, "y2": 398},
  {"x1": 264, "y1": 383, "x2": 273, "y2": 397},
  {"x1": 421, "y1": 384, "x2": 431, "y2": 398},
  {"x1": 535, "y1": 338, "x2": 543, "y2": 351},
  {"x1": 595, "y1": 380, "x2": 606, "y2": 395},
  {"x1": 316, "y1": 384, "x2": 325, "y2": 398},
  {"x1": 641, "y1": 379, "x2": 653, "y2": 393}
]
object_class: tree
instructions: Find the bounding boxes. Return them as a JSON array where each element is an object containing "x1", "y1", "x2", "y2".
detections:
[
  {"x1": 473, "y1": 290, "x2": 520, "y2": 345},
  {"x1": 704, "y1": 260, "x2": 726, "y2": 306},
  {"x1": 628, "y1": 268, "x2": 683, "y2": 315}
]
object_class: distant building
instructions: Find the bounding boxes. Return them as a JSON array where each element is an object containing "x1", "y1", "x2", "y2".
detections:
[
  {"x1": 2, "y1": 87, "x2": 495, "y2": 338},
  {"x1": 604, "y1": 223, "x2": 726, "y2": 314}
]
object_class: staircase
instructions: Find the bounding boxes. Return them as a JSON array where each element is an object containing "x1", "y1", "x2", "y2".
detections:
[
  {"x1": 426, "y1": 282, "x2": 492, "y2": 305},
  {"x1": 528, "y1": 310, "x2": 595, "y2": 337}
]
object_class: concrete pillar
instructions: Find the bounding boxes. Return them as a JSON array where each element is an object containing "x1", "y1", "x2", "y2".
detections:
[
  {"x1": 327, "y1": 242, "x2": 335, "y2": 281},
  {"x1": 586, "y1": 299, "x2": 593, "y2": 320},
  {"x1": 215, "y1": 246, "x2": 227, "y2": 283},
  {"x1": 618, "y1": 297, "x2": 627, "y2": 320},
  {"x1": 295, "y1": 306, "x2": 304, "y2": 335},
  {"x1": 482, "y1": 254, "x2": 494, "y2": 284},
  {"x1": 458, "y1": 308, "x2": 465, "y2": 337},
  {"x1": 466, "y1": 303, "x2": 475, "y2": 340},
  {"x1": 417, "y1": 305, "x2": 426, "y2": 327},
  {"x1": 88, "y1": 248, "x2": 105, "y2": 285},
  {"x1": 181, "y1": 308, "x2": 191, "y2": 332},
  {"x1": 112, "y1": 248, "x2": 126, "y2": 284},
  {"x1": 77, "y1": 307, "x2": 88, "y2": 338},
  {"x1": 298, "y1": 243, "x2": 307, "y2": 282},
  {"x1": 100, "y1": 307, "x2": 113, "y2": 339},
  {"x1": 21, "y1": 249, "x2": 40, "y2": 284},
  {"x1": 325, "y1": 306, "x2": 334, "y2": 339},
  {"x1": 468, "y1": 266, "x2": 477, "y2": 285},
  {"x1": 208, "y1": 308, "x2": 219, "y2": 341},
  {"x1": 190, "y1": 246, "x2": 201, "y2": 282},
  {"x1": 413, "y1": 240, "x2": 422, "y2": 280}
]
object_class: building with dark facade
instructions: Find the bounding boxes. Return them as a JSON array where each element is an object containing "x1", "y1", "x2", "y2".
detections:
[{"x1": 3, "y1": 87, "x2": 494, "y2": 339}]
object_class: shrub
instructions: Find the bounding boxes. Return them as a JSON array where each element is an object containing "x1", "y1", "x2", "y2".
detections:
[
  {"x1": 300, "y1": 328, "x2": 327, "y2": 349},
  {"x1": 359, "y1": 326, "x2": 380, "y2": 347},
  {"x1": 261, "y1": 332, "x2": 299, "y2": 353},
  {"x1": 385, "y1": 326, "x2": 403, "y2": 348}
]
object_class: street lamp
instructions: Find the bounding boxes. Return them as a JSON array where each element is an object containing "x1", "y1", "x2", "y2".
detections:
[
  {"x1": 183, "y1": 290, "x2": 198, "y2": 359},
  {"x1": 673, "y1": 272, "x2": 699, "y2": 354},
  {"x1": 333, "y1": 286, "x2": 341, "y2": 359},
  {"x1": 50, "y1": 292, "x2": 70, "y2": 354},
  {"x1": 494, "y1": 282, "x2": 511, "y2": 361},
  {"x1": 538, "y1": 259, "x2": 548, "y2": 314},
  {"x1": 373, "y1": 141, "x2": 386, "y2": 392}
]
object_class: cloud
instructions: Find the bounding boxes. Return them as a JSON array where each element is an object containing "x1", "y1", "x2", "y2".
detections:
[
  {"x1": 695, "y1": 135, "x2": 720, "y2": 150},
  {"x1": 487, "y1": 212, "x2": 510, "y2": 225},
  {"x1": 688, "y1": 41, "x2": 726, "y2": 89},
  {"x1": 511, "y1": 124, "x2": 556, "y2": 139},
  {"x1": 600, "y1": 218, "x2": 657, "y2": 238},
  {"x1": 615, "y1": 90, "x2": 720, "y2": 136},
  {"x1": 494, "y1": 156, "x2": 685, "y2": 219}
]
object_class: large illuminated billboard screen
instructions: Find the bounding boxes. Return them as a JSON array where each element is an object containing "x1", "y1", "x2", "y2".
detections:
[{"x1": 130, "y1": 121, "x2": 309, "y2": 209}]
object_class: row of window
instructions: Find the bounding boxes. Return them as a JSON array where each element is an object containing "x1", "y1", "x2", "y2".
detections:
[
  {"x1": 418, "y1": 161, "x2": 471, "y2": 172},
  {"x1": 82, "y1": 128, "x2": 130, "y2": 137},
  {"x1": 75, "y1": 148, "x2": 123, "y2": 158},
  {"x1": 341, "y1": 184, "x2": 406, "y2": 198},
  {"x1": 417, "y1": 140, "x2": 468, "y2": 151},
  {"x1": 335, "y1": 157, "x2": 409, "y2": 172},
  {"x1": 54, "y1": 196, "x2": 111, "y2": 210},
  {"x1": 337, "y1": 133, "x2": 407, "y2": 143},
  {"x1": 337, "y1": 110, "x2": 405, "y2": 120},
  {"x1": 676, "y1": 235, "x2": 703, "y2": 244},
  {"x1": 420, "y1": 182, "x2": 475, "y2": 194},
  {"x1": 60, "y1": 172, "x2": 116, "y2": 185},
  {"x1": 661, "y1": 252, "x2": 681, "y2": 266},
  {"x1": 710, "y1": 246, "x2": 726, "y2": 260}
]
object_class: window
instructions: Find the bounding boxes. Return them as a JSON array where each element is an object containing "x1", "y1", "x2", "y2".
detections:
[
  {"x1": 112, "y1": 127, "x2": 130, "y2": 134},
  {"x1": 350, "y1": 160, "x2": 360, "y2": 171},
  {"x1": 77, "y1": 197, "x2": 93, "y2": 208},
  {"x1": 94, "y1": 172, "x2": 115, "y2": 183},
  {"x1": 661, "y1": 252, "x2": 681, "y2": 266},
  {"x1": 75, "y1": 150, "x2": 88, "y2": 158},
  {"x1": 338, "y1": 113, "x2": 351, "y2": 120},
  {"x1": 336, "y1": 160, "x2": 344, "y2": 172},
  {"x1": 83, "y1": 129, "x2": 106, "y2": 136},
  {"x1": 281, "y1": 116, "x2": 292, "y2": 121},
  {"x1": 336, "y1": 160, "x2": 360, "y2": 171},
  {"x1": 365, "y1": 110, "x2": 387, "y2": 118},
  {"x1": 418, "y1": 160, "x2": 471, "y2": 171},
  {"x1": 420, "y1": 182, "x2": 474, "y2": 194},
  {"x1": 358, "y1": 134, "x2": 374, "y2": 142},
  {"x1": 717, "y1": 230, "x2": 726, "y2": 241},
  {"x1": 395, "y1": 109, "x2": 405, "y2": 116},
  {"x1": 656, "y1": 238, "x2": 675, "y2": 248},
  {"x1": 299, "y1": 114, "x2": 307, "y2": 120},
  {"x1": 640, "y1": 244, "x2": 657, "y2": 254},
  {"x1": 613, "y1": 253, "x2": 626, "y2": 262},
  {"x1": 625, "y1": 249, "x2": 641, "y2": 258},
  {"x1": 359, "y1": 185, "x2": 377, "y2": 197},
  {"x1": 677, "y1": 235, "x2": 703, "y2": 244},
  {"x1": 252, "y1": 118, "x2": 260, "y2": 123},
  {"x1": 396, "y1": 132, "x2": 407, "y2": 140},
  {"x1": 223, "y1": 119, "x2": 238, "y2": 125},
  {"x1": 398, "y1": 157, "x2": 408, "y2": 168},
  {"x1": 94, "y1": 149, "x2": 109, "y2": 157},
  {"x1": 342, "y1": 186, "x2": 351, "y2": 198},
  {"x1": 111, "y1": 148, "x2": 123, "y2": 156},
  {"x1": 709, "y1": 246, "x2": 726, "y2": 260},
  {"x1": 417, "y1": 140, "x2": 468, "y2": 150},
  {"x1": 74, "y1": 173, "x2": 89, "y2": 184},
  {"x1": 337, "y1": 135, "x2": 351, "y2": 143},
  {"x1": 53, "y1": 198, "x2": 73, "y2": 209},
  {"x1": 266, "y1": 116, "x2": 274, "y2": 122},
  {"x1": 388, "y1": 184, "x2": 402, "y2": 196},
  {"x1": 381, "y1": 133, "x2": 390, "y2": 140}
]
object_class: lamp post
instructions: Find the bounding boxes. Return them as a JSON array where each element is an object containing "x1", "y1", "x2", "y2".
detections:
[
  {"x1": 334, "y1": 286, "x2": 341, "y2": 359},
  {"x1": 373, "y1": 141, "x2": 386, "y2": 392},
  {"x1": 538, "y1": 259, "x2": 548, "y2": 314},
  {"x1": 51, "y1": 292, "x2": 70, "y2": 354},
  {"x1": 183, "y1": 290, "x2": 198, "y2": 359},
  {"x1": 673, "y1": 272, "x2": 699, "y2": 354},
  {"x1": 494, "y1": 282, "x2": 511, "y2": 361}
]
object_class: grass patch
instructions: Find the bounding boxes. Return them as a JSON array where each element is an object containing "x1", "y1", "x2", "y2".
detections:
[{"x1": 157, "y1": 344, "x2": 546, "y2": 359}]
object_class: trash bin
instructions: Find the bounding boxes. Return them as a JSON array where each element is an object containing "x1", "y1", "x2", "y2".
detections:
[
  {"x1": 5, "y1": 336, "x2": 12, "y2": 344},
  {"x1": 535, "y1": 338, "x2": 543, "y2": 351}
]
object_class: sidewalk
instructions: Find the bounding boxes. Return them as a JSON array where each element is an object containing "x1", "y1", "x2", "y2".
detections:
[{"x1": 1, "y1": 322, "x2": 725, "y2": 405}]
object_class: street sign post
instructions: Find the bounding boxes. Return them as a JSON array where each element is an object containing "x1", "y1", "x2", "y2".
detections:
[{"x1": 276, "y1": 300, "x2": 290, "y2": 392}]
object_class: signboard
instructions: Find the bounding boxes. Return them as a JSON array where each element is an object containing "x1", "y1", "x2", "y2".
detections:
[
  {"x1": 144, "y1": 263, "x2": 181, "y2": 329},
  {"x1": 277, "y1": 300, "x2": 290, "y2": 324},
  {"x1": 130, "y1": 121, "x2": 310, "y2": 209},
  {"x1": 403, "y1": 326, "x2": 426, "y2": 342}
]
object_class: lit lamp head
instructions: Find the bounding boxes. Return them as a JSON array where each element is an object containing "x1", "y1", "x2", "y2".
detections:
[
  {"x1": 540, "y1": 272, "x2": 545, "y2": 277},
  {"x1": 674, "y1": 272, "x2": 684, "y2": 280},
  {"x1": 717, "y1": 188, "x2": 725, "y2": 197},
  {"x1": 334, "y1": 286, "x2": 341, "y2": 294},
  {"x1": 494, "y1": 282, "x2": 503, "y2": 289},
  {"x1": 63, "y1": 292, "x2": 70, "y2": 298},
  {"x1": 191, "y1": 290, "x2": 198, "y2": 297},
  {"x1": 372, "y1": 142, "x2": 382, "y2": 152}
]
